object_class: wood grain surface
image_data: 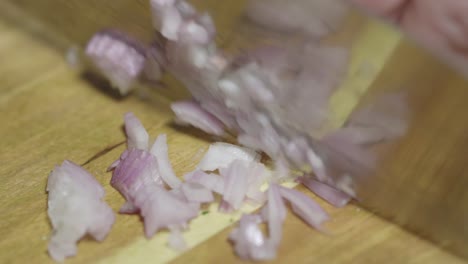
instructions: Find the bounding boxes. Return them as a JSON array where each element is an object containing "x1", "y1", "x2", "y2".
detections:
[{"x1": 0, "y1": 1, "x2": 466, "y2": 264}]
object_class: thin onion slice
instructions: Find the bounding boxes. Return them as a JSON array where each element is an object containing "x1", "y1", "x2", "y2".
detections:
[
  {"x1": 171, "y1": 100, "x2": 225, "y2": 136},
  {"x1": 220, "y1": 160, "x2": 250, "y2": 211},
  {"x1": 135, "y1": 184, "x2": 198, "y2": 238},
  {"x1": 168, "y1": 228, "x2": 188, "y2": 251},
  {"x1": 150, "y1": 134, "x2": 182, "y2": 189},
  {"x1": 298, "y1": 176, "x2": 351, "y2": 208},
  {"x1": 229, "y1": 214, "x2": 276, "y2": 261},
  {"x1": 230, "y1": 184, "x2": 286, "y2": 261},
  {"x1": 278, "y1": 186, "x2": 329, "y2": 230}
]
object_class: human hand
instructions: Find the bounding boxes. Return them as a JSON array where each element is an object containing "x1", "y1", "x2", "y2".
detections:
[{"x1": 352, "y1": 0, "x2": 468, "y2": 75}]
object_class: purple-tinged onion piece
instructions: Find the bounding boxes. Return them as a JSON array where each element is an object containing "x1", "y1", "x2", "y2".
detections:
[
  {"x1": 183, "y1": 170, "x2": 225, "y2": 194},
  {"x1": 124, "y1": 112, "x2": 149, "y2": 150},
  {"x1": 219, "y1": 160, "x2": 251, "y2": 211},
  {"x1": 171, "y1": 100, "x2": 225, "y2": 136},
  {"x1": 111, "y1": 148, "x2": 164, "y2": 202},
  {"x1": 47, "y1": 160, "x2": 115, "y2": 262},
  {"x1": 181, "y1": 181, "x2": 214, "y2": 203},
  {"x1": 230, "y1": 184, "x2": 286, "y2": 261},
  {"x1": 85, "y1": 29, "x2": 146, "y2": 95},
  {"x1": 150, "y1": 134, "x2": 182, "y2": 189},
  {"x1": 111, "y1": 113, "x2": 199, "y2": 239},
  {"x1": 110, "y1": 148, "x2": 197, "y2": 238},
  {"x1": 278, "y1": 185, "x2": 329, "y2": 230},
  {"x1": 135, "y1": 184, "x2": 198, "y2": 238},
  {"x1": 197, "y1": 142, "x2": 260, "y2": 172},
  {"x1": 262, "y1": 184, "x2": 287, "y2": 245},
  {"x1": 298, "y1": 176, "x2": 351, "y2": 207},
  {"x1": 229, "y1": 214, "x2": 276, "y2": 261}
]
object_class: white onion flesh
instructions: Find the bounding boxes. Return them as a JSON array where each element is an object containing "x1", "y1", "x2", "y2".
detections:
[
  {"x1": 47, "y1": 161, "x2": 115, "y2": 261},
  {"x1": 197, "y1": 142, "x2": 260, "y2": 172}
]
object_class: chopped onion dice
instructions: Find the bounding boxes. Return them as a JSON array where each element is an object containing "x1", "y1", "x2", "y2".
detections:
[
  {"x1": 220, "y1": 160, "x2": 250, "y2": 211},
  {"x1": 85, "y1": 29, "x2": 146, "y2": 95},
  {"x1": 181, "y1": 181, "x2": 214, "y2": 203},
  {"x1": 278, "y1": 185, "x2": 329, "y2": 230},
  {"x1": 111, "y1": 149, "x2": 164, "y2": 200},
  {"x1": 47, "y1": 161, "x2": 115, "y2": 261},
  {"x1": 171, "y1": 100, "x2": 225, "y2": 136},
  {"x1": 124, "y1": 112, "x2": 149, "y2": 150},
  {"x1": 229, "y1": 214, "x2": 276, "y2": 261},
  {"x1": 262, "y1": 184, "x2": 286, "y2": 245},
  {"x1": 230, "y1": 184, "x2": 286, "y2": 261},
  {"x1": 298, "y1": 176, "x2": 351, "y2": 208},
  {"x1": 134, "y1": 184, "x2": 198, "y2": 237},
  {"x1": 183, "y1": 170, "x2": 224, "y2": 194},
  {"x1": 150, "y1": 134, "x2": 182, "y2": 189},
  {"x1": 197, "y1": 142, "x2": 260, "y2": 171},
  {"x1": 168, "y1": 228, "x2": 188, "y2": 251}
]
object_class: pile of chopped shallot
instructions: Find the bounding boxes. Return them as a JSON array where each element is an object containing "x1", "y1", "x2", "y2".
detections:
[
  {"x1": 47, "y1": 0, "x2": 408, "y2": 262},
  {"x1": 47, "y1": 113, "x2": 351, "y2": 262}
]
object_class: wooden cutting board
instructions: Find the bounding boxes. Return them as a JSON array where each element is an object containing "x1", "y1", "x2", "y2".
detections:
[{"x1": 0, "y1": 1, "x2": 465, "y2": 264}]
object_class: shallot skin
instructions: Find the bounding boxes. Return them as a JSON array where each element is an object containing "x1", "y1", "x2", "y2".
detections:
[{"x1": 47, "y1": 160, "x2": 115, "y2": 262}]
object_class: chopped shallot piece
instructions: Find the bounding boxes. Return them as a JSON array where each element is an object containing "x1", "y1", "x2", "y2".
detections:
[
  {"x1": 245, "y1": 163, "x2": 270, "y2": 204},
  {"x1": 136, "y1": 184, "x2": 199, "y2": 237},
  {"x1": 298, "y1": 177, "x2": 351, "y2": 208},
  {"x1": 111, "y1": 149, "x2": 197, "y2": 237},
  {"x1": 111, "y1": 149, "x2": 164, "y2": 201},
  {"x1": 181, "y1": 181, "x2": 214, "y2": 203},
  {"x1": 183, "y1": 170, "x2": 224, "y2": 194},
  {"x1": 171, "y1": 100, "x2": 225, "y2": 136},
  {"x1": 150, "y1": 134, "x2": 182, "y2": 189},
  {"x1": 47, "y1": 161, "x2": 115, "y2": 261},
  {"x1": 230, "y1": 184, "x2": 286, "y2": 261},
  {"x1": 219, "y1": 160, "x2": 250, "y2": 211},
  {"x1": 278, "y1": 186, "x2": 329, "y2": 230},
  {"x1": 175, "y1": 0, "x2": 196, "y2": 18},
  {"x1": 111, "y1": 113, "x2": 197, "y2": 238},
  {"x1": 229, "y1": 214, "x2": 276, "y2": 261},
  {"x1": 262, "y1": 184, "x2": 286, "y2": 245},
  {"x1": 197, "y1": 142, "x2": 260, "y2": 171},
  {"x1": 119, "y1": 201, "x2": 139, "y2": 214},
  {"x1": 85, "y1": 29, "x2": 146, "y2": 95},
  {"x1": 168, "y1": 228, "x2": 188, "y2": 251},
  {"x1": 124, "y1": 112, "x2": 149, "y2": 150},
  {"x1": 150, "y1": 0, "x2": 182, "y2": 40}
]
